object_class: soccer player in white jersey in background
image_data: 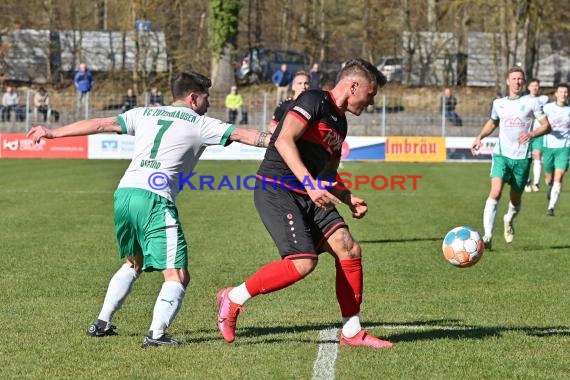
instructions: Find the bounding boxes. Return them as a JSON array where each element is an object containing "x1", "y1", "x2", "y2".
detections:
[
  {"x1": 26, "y1": 71, "x2": 272, "y2": 347},
  {"x1": 523, "y1": 78, "x2": 550, "y2": 192},
  {"x1": 471, "y1": 66, "x2": 551, "y2": 250},
  {"x1": 542, "y1": 83, "x2": 570, "y2": 216}
]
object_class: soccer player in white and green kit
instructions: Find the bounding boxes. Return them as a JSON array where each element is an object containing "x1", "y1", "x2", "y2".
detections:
[
  {"x1": 523, "y1": 78, "x2": 550, "y2": 192},
  {"x1": 542, "y1": 83, "x2": 570, "y2": 216},
  {"x1": 471, "y1": 66, "x2": 551, "y2": 249},
  {"x1": 26, "y1": 71, "x2": 272, "y2": 347}
]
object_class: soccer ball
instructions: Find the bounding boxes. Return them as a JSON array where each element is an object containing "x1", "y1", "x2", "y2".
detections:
[{"x1": 442, "y1": 226, "x2": 484, "y2": 268}]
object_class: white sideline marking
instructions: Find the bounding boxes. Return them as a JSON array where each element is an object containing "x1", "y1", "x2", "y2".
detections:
[
  {"x1": 0, "y1": 189, "x2": 110, "y2": 194},
  {"x1": 311, "y1": 324, "x2": 570, "y2": 380},
  {"x1": 372, "y1": 324, "x2": 570, "y2": 333},
  {"x1": 374, "y1": 324, "x2": 468, "y2": 331},
  {"x1": 311, "y1": 328, "x2": 339, "y2": 380}
]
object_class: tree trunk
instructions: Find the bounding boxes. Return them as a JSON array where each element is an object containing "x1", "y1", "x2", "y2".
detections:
[
  {"x1": 361, "y1": 0, "x2": 370, "y2": 60},
  {"x1": 280, "y1": 0, "x2": 291, "y2": 48},
  {"x1": 401, "y1": 0, "x2": 414, "y2": 85},
  {"x1": 318, "y1": 0, "x2": 325, "y2": 62},
  {"x1": 211, "y1": 43, "x2": 235, "y2": 93},
  {"x1": 499, "y1": 0, "x2": 508, "y2": 78},
  {"x1": 427, "y1": 0, "x2": 437, "y2": 32}
]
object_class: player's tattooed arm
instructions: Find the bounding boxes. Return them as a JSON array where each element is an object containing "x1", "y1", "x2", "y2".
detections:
[
  {"x1": 230, "y1": 128, "x2": 272, "y2": 147},
  {"x1": 255, "y1": 131, "x2": 271, "y2": 147}
]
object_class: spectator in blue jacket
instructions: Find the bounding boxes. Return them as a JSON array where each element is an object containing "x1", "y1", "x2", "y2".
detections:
[
  {"x1": 271, "y1": 63, "x2": 292, "y2": 105},
  {"x1": 74, "y1": 63, "x2": 93, "y2": 114}
]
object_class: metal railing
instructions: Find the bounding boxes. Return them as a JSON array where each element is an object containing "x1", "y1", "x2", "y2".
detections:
[{"x1": 0, "y1": 90, "x2": 491, "y2": 137}]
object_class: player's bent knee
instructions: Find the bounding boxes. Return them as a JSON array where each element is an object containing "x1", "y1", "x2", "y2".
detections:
[
  {"x1": 329, "y1": 228, "x2": 361, "y2": 259},
  {"x1": 288, "y1": 257, "x2": 318, "y2": 277},
  {"x1": 126, "y1": 256, "x2": 144, "y2": 274},
  {"x1": 337, "y1": 239, "x2": 361, "y2": 259},
  {"x1": 349, "y1": 241, "x2": 362, "y2": 259},
  {"x1": 488, "y1": 191, "x2": 501, "y2": 201},
  {"x1": 163, "y1": 268, "x2": 190, "y2": 288}
]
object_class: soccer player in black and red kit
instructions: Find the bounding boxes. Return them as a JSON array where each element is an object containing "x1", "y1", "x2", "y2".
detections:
[{"x1": 217, "y1": 58, "x2": 393, "y2": 348}]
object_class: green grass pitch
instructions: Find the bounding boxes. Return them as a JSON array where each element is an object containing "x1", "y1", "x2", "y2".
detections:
[{"x1": 0, "y1": 159, "x2": 569, "y2": 379}]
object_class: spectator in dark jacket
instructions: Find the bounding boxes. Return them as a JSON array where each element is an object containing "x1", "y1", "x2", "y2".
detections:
[
  {"x1": 149, "y1": 87, "x2": 164, "y2": 106},
  {"x1": 121, "y1": 88, "x2": 137, "y2": 112},
  {"x1": 309, "y1": 63, "x2": 324, "y2": 90},
  {"x1": 441, "y1": 87, "x2": 463, "y2": 126}
]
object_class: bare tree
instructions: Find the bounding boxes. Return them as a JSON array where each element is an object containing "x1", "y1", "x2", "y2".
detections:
[{"x1": 1, "y1": 0, "x2": 570, "y2": 89}]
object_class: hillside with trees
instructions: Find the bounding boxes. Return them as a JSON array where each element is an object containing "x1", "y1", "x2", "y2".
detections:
[{"x1": 1, "y1": 0, "x2": 569, "y2": 93}]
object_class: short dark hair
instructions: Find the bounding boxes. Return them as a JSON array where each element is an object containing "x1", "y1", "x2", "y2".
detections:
[
  {"x1": 556, "y1": 82, "x2": 569, "y2": 91},
  {"x1": 505, "y1": 66, "x2": 525, "y2": 80},
  {"x1": 171, "y1": 71, "x2": 212, "y2": 100},
  {"x1": 528, "y1": 78, "x2": 540, "y2": 85},
  {"x1": 338, "y1": 58, "x2": 387, "y2": 88}
]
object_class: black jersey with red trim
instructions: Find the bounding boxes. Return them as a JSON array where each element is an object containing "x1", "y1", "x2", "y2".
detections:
[
  {"x1": 258, "y1": 90, "x2": 347, "y2": 189},
  {"x1": 271, "y1": 98, "x2": 293, "y2": 124}
]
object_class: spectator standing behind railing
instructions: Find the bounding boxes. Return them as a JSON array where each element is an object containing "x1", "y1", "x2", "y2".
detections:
[
  {"x1": 271, "y1": 63, "x2": 292, "y2": 105},
  {"x1": 74, "y1": 63, "x2": 93, "y2": 114},
  {"x1": 149, "y1": 87, "x2": 164, "y2": 106},
  {"x1": 121, "y1": 88, "x2": 137, "y2": 113},
  {"x1": 309, "y1": 63, "x2": 324, "y2": 90},
  {"x1": 1, "y1": 86, "x2": 21, "y2": 122},
  {"x1": 441, "y1": 87, "x2": 463, "y2": 126},
  {"x1": 225, "y1": 85, "x2": 244, "y2": 124}
]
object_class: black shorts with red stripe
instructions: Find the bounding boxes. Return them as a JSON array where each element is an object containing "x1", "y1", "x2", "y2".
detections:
[{"x1": 254, "y1": 178, "x2": 347, "y2": 259}]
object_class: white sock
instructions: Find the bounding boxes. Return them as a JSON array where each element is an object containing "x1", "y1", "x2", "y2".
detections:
[
  {"x1": 533, "y1": 160, "x2": 542, "y2": 185},
  {"x1": 504, "y1": 201, "x2": 521, "y2": 223},
  {"x1": 483, "y1": 198, "x2": 498, "y2": 237},
  {"x1": 228, "y1": 283, "x2": 251, "y2": 305},
  {"x1": 548, "y1": 182, "x2": 562, "y2": 210},
  {"x1": 98, "y1": 264, "x2": 139, "y2": 324},
  {"x1": 342, "y1": 314, "x2": 362, "y2": 338},
  {"x1": 149, "y1": 281, "x2": 186, "y2": 339}
]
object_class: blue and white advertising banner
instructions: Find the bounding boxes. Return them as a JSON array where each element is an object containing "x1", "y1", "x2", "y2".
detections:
[
  {"x1": 446, "y1": 137, "x2": 498, "y2": 161},
  {"x1": 88, "y1": 134, "x2": 135, "y2": 159},
  {"x1": 342, "y1": 137, "x2": 386, "y2": 160}
]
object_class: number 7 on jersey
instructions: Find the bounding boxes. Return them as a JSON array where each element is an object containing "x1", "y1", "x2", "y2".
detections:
[{"x1": 149, "y1": 119, "x2": 173, "y2": 159}]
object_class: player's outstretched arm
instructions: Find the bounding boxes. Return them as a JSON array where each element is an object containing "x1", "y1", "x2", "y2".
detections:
[
  {"x1": 230, "y1": 128, "x2": 272, "y2": 148},
  {"x1": 471, "y1": 119, "x2": 498, "y2": 155},
  {"x1": 268, "y1": 120, "x2": 278, "y2": 134},
  {"x1": 26, "y1": 117, "x2": 122, "y2": 143}
]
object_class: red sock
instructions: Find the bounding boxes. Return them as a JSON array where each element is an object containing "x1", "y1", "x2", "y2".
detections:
[
  {"x1": 336, "y1": 258, "x2": 363, "y2": 317},
  {"x1": 245, "y1": 259, "x2": 303, "y2": 297}
]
